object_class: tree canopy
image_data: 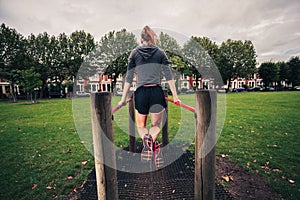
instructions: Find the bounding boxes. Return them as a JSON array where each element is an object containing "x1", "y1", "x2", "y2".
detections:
[
  {"x1": 80, "y1": 29, "x2": 138, "y2": 93},
  {"x1": 0, "y1": 23, "x2": 27, "y2": 102},
  {"x1": 219, "y1": 39, "x2": 257, "y2": 87},
  {"x1": 258, "y1": 57, "x2": 300, "y2": 88},
  {"x1": 258, "y1": 62, "x2": 279, "y2": 87},
  {"x1": 1, "y1": 22, "x2": 299, "y2": 101},
  {"x1": 287, "y1": 56, "x2": 300, "y2": 86}
]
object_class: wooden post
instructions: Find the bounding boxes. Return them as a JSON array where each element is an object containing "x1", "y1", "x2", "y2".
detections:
[
  {"x1": 194, "y1": 90, "x2": 216, "y2": 200},
  {"x1": 128, "y1": 92, "x2": 136, "y2": 152},
  {"x1": 90, "y1": 92, "x2": 118, "y2": 200},
  {"x1": 162, "y1": 90, "x2": 169, "y2": 146}
]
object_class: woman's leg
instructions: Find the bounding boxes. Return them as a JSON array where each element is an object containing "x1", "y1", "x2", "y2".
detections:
[
  {"x1": 149, "y1": 109, "x2": 165, "y2": 141},
  {"x1": 135, "y1": 110, "x2": 148, "y2": 138}
]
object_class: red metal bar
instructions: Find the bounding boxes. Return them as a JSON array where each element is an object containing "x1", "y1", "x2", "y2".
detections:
[
  {"x1": 165, "y1": 97, "x2": 195, "y2": 113},
  {"x1": 112, "y1": 97, "x2": 195, "y2": 113}
]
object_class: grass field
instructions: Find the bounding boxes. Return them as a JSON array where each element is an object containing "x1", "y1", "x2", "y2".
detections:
[
  {"x1": 216, "y1": 92, "x2": 299, "y2": 200},
  {"x1": 0, "y1": 99, "x2": 95, "y2": 199},
  {"x1": 0, "y1": 91, "x2": 299, "y2": 199}
]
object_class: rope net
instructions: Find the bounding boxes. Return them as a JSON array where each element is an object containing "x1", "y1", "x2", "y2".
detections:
[{"x1": 77, "y1": 143, "x2": 233, "y2": 200}]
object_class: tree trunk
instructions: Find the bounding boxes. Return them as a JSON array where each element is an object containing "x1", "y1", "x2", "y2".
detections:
[
  {"x1": 40, "y1": 81, "x2": 47, "y2": 99},
  {"x1": 10, "y1": 82, "x2": 17, "y2": 103},
  {"x1": 227, "y1": 79, "x2": 231, "y2": 92},
  {"x1": 112, "y1": 75, "x2": 118, "y2": 95},
  {"x1": 34, "y1": 91, "x2": 37, "y2": 103}
]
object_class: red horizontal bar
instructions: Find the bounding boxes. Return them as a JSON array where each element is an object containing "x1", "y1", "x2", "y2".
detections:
[
  {"x1": 165, "y1": 97, "x2": 195, "y2": 113},
  {"x1": 112, "y1": 97, "x2": 195, "y2": 113}
]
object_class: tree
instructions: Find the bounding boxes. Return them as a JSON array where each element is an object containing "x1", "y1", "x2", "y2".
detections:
[
  {"x1": 191, "y1": 36, "x2": 220, "y2": 65},
  {"x1": 277, "y1": 61, "x2": 289, "y2": 87},
  {"x1": 191, "y1": 36, "x2": 226, "y2": 89},
  {"x1": 157, "y1": 32, "x2": 181, "y2": 56},
  {"x1": 82, "y1": 29, "x2": 138, "y2": 93},
  {"x1": 26, "y1": 32, "x2": 53, "y2": 98},
  {"x1": 287, "y1": 56, "x2": 300, "y2": 87},
  {"x1": 157, "y1": 32, "x2": 183, "y2": 71},
  {"x1": 157, "y1": 32, "x2": 183, "y2": 91},
  {"x1": 47, "y1": 35, "x2": 65, "y2": 93},
  {"x1": 0, "y1": 23, "x2": 27, "y2": 102},
  {"x1": 219, "y1": 39, "x2": 257, "y2": 88},
  {"x1": 258, "y1": 61, "x2": 279, "y2": 87},
  {"x1": 68, "y1": 30, "x2": 95, "y2": 81},
  {"x1": 20, "y1": 67, "x2": 42, "y2": 103},
  {"x1": 26, "y1": 31, "x2": 94, "y2": 98},
  {"x1": 182, "y1": 37, "x2": 217, "y2": 89},
  {"x1": 56, "y1": 33, "x2": 72, "y2": 95},
  {"x1": 103, "y1": 29, "x2": 138, "y2": 75}
]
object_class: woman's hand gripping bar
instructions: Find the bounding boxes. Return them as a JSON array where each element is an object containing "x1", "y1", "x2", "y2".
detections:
[{"x1": 112, "y1": 97, "x2": 133, "y2": 114}]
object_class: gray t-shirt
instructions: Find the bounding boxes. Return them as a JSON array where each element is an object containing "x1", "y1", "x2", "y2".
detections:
[{"x1": 125, "y1": 45, "x2": 173, "y2": 89}]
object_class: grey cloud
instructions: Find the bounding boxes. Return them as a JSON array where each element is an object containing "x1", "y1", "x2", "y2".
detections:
[{"x1": 0, "y1": 0, "x2": 299, "y2": 63}]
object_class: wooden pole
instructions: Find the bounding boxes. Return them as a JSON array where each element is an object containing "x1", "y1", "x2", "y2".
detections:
[
  {"x1": 194, "y1": 90, "x2": 216, "y2": 200},
  {"x1": 128, "y1": 92, "x2": 136, "y2": 152},
  {"x1": 162, "y1": 90, "x2": 168, "y2": 146},
  {"x1": 90, "y1": 92, "x2": 118, "y2": 200}
]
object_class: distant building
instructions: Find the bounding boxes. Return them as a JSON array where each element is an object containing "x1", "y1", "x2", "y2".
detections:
[
  {"x1": 228, "y1": 73, "x2": 263, "y2": 89},
  {"x1": 0, "y1": 77, "x2": 20, "y2": 98},
  {"x1": 75, "y1": 73, "x2": 224, "y2": 93}
]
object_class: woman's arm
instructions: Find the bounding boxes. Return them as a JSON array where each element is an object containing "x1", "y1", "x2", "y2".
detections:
[
  {"x1": 167, "y1": 80, "x2": 180, "y2": 103},
  {"x1": 118, "y1": 82, "x2": 131, "y2": 106},
  {"x1": 119, "y1": 49, "x2": 135, "y2": 106}
]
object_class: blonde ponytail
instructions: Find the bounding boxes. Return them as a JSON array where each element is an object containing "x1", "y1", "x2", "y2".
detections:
[{"x1": 141, "y1": 25, "x2": 157, "y2": 45}]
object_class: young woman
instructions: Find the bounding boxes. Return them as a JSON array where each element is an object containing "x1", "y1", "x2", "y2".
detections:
[{"x1": 118, "y1": 26, "x2": 180, "y2": 168}]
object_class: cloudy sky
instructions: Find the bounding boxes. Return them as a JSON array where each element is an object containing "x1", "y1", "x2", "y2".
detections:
[{"x1": 1, "y1": 0, "x2": 300, "y2": 64}]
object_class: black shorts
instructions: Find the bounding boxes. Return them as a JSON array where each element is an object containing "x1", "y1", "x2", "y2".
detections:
[{"x1": 134, "y1": 85, "x2": 167, "y2": 115}]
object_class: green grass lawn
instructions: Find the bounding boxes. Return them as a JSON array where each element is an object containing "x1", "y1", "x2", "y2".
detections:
[
  {"x1": 0, "y1": 99, "x2": 94, "y2": 199},
  {"x1": 0, "y1": 91, "x2": 299, "y2": 199},
  {"x1": 216, "y1": 92, "x2": 300, "y2": 200}
]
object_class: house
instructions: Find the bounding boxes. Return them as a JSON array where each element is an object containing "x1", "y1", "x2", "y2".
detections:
[
  {"x1": 75, "y1": 72, "x2": 222, "y2": 93},
  {"x1": 228, "y1": 73, "x2": 263, "y2": 89},
  {"x1": 0, "y1": 77, "x2": 20, "y2": 98}
]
